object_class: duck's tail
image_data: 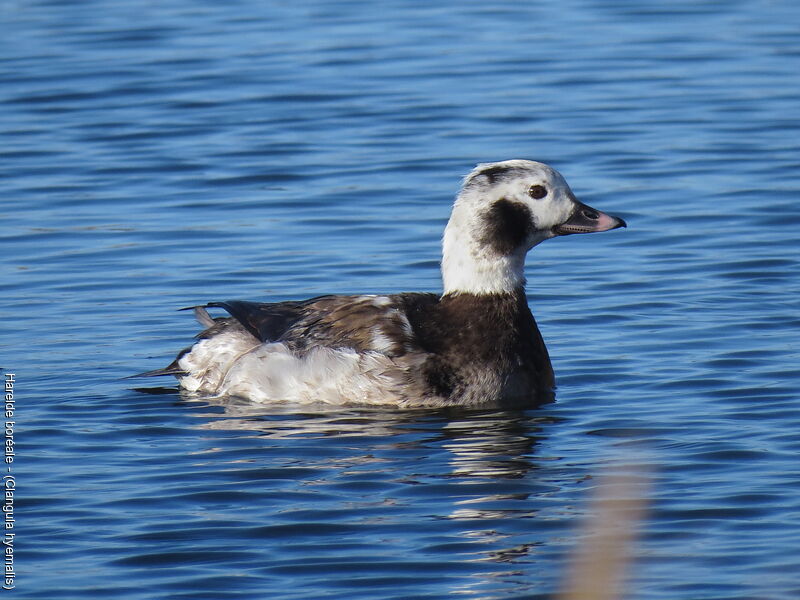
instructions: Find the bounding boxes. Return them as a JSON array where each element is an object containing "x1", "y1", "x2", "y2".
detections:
[
  {"x1": 127, "y1": 307, "x2": 216, "y2": 380},
  {"x1": 126, "y1": 363, "x2": 187, "y2": 379},
  {"x1": 125, "y1": 358, "x2": 188, "y2": 379}
]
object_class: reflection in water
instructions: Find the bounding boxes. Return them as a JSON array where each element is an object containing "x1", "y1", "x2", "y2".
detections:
[
  {"x1": 180, "y1": 392, "x2": 582, "y2": 595},
  {"x1": 188, "y1": 393, "x2": 554, "y2": 477},
  {"x1": 441, "y1": 413, "x2": 548, "y2": 479}
]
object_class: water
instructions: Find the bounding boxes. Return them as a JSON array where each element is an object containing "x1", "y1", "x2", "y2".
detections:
[{"x1": 2, "y1": 1, "x2": 800, "y2": 598}]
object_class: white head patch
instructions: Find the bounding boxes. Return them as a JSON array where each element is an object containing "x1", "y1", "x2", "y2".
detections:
[{"x1": 441, "y1": 160, "x2": 581, "y2": 295}]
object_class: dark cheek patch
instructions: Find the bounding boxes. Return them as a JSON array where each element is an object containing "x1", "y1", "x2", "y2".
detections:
[{"x1": 480, "y1": 198, "x2": 534, "y2": 255}]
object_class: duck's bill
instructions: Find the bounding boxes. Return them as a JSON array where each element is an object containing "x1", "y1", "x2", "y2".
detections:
[{"x1": 553, "y1": 201, "x2": 627, "y2": 236}]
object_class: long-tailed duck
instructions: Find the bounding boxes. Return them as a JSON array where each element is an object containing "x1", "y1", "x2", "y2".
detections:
[{"x1": 138, "y1": 160, "x2": 625, "y2": 407}]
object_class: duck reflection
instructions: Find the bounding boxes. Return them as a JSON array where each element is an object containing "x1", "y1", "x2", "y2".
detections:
[
  {"x1": 440, "y1": 411, "x2": 554, "y2": 479},
  {"x1": 186, "y1": 394, "x2": 557, "y2": 474},
  {"x1": 171, "y1": 392, "x2": 581, "y2": 586},
  {"x1": 186, "y1": 394, "x2": 565, "y2": 501}
]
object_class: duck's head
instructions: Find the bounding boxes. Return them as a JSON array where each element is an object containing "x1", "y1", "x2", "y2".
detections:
[{"x1": 442, "y1": 159, "x2": 626, "y2": 295}]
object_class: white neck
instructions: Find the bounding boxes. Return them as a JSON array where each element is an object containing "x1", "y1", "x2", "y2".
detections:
[{"x1": 440, "y1": 216, "x2": 527, "y2": 296}]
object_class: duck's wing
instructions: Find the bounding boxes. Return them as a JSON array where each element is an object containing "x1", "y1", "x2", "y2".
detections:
[
  {"x1": 209, "y1": 293, "x2": 440, "y2": 357},
  {"x1": 131, "y1": 293, "x2": 440, "y2": 381}
]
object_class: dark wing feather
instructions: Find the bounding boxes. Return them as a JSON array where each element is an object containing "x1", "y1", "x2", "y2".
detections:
[{"x1": 206, "y1": 296, "x2": 332, "y2": 343}]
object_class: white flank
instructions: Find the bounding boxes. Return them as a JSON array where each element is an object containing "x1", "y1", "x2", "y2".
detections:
[
  {"x1": 184, "y1": 341, "x2": 407, "y2": 405},
  {"x1": 177, "y1": 329, "x2": 260, "y2": 393}
]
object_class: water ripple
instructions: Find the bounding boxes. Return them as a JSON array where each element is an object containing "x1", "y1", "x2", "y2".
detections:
[{"x1": 4, "y1": 0, "x2": 800, "y2": 598}]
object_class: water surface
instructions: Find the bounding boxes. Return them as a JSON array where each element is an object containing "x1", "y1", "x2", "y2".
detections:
[{"x1": 2, "y1": 1, "x2": 800, "y2": 598}]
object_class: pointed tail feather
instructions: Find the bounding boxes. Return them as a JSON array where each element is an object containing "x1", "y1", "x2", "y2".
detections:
[
  {"x1": 127, "y1": 348, "x2": 191, "y2": 380},
  {"x1": 124, "y1": 364, "x2": 187, "y2": 379}
]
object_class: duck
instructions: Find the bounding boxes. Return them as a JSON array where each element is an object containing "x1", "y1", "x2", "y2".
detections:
[{"x1": 136, "y1": 160, "x2": 626, "y2": 408}]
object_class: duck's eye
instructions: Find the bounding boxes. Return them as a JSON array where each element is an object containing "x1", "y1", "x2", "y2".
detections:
[{"x1": 528, "y1": 185, "x2": 547, "y2": 199}]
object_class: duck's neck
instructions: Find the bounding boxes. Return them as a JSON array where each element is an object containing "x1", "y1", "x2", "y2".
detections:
[{"x1": 441, "y1": 218, "x2": 527, "y2": 296}]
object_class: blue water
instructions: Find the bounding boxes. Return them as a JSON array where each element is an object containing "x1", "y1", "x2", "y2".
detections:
[{"x1": 3, "y1": 1, "x2": 800, "y2": 598}]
